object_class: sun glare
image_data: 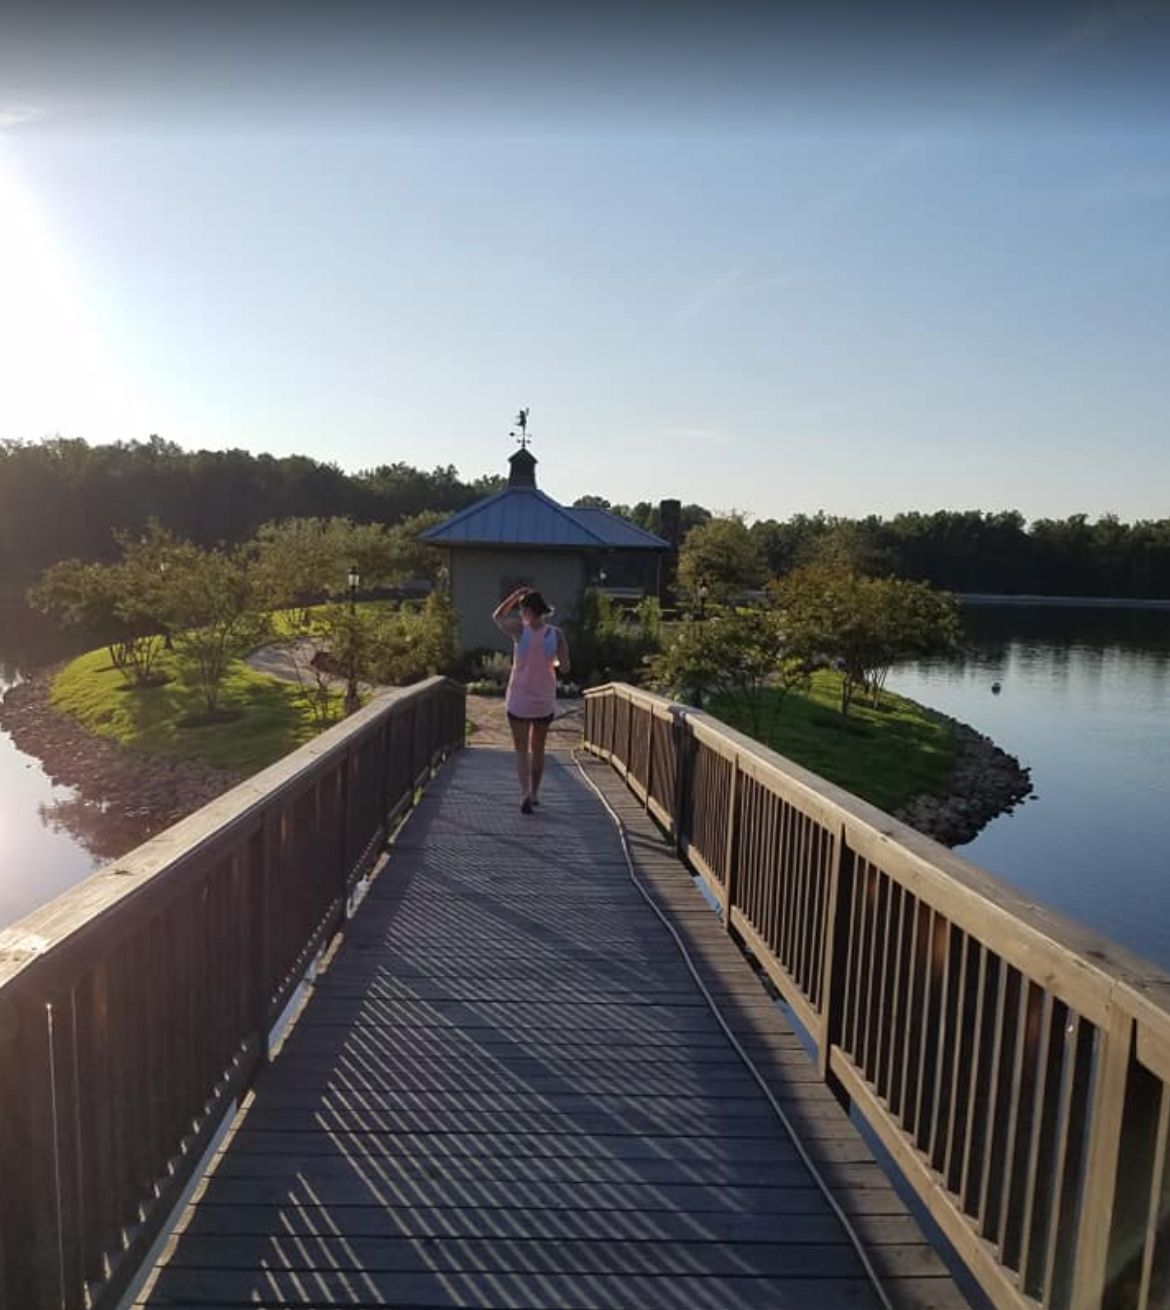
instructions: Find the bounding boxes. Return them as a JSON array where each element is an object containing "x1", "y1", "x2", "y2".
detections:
[{"x1": 0, "y1": 157, "x2": 140, "y2": 443}]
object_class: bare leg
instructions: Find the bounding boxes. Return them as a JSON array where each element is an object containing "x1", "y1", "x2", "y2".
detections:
[
  {"x1": 509, "y1": 716, "x2": 531, "y2": 800},
  {"x1": 530, "y1": 720, "x2": 551, "y2": 802}
]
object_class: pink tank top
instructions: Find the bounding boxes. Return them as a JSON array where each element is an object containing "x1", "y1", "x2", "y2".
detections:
[{"x1": 505, "y1": 624, "x2": 559, "y2": 718}]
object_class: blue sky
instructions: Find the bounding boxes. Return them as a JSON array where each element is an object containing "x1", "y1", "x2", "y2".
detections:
[{"x1": 0, "y1": 2, "x2": 1168, "y2": 520}]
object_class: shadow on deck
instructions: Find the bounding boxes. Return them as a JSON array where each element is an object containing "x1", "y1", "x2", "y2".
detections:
[{"x1": 135, "y1": 747, "x2": 967, "y2": 1310}]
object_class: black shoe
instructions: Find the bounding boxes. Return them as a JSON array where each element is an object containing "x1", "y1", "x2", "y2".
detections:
[{"x1": 521, "y1": 797, "x2": 534, "y2": 815}]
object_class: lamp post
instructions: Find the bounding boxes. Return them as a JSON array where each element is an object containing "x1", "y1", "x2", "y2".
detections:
[
  {"x1": 344, "y1": 564, "x2": 360, "y2": 716},
  {"x1": 159, "y1": 558, "x2": 173, "y2": 650},
  {"x1": 693, "y1": 581, "x2": 710, "y2": 709}
]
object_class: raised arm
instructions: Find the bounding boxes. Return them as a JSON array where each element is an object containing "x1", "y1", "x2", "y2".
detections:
[
  {"x1": 493, "y1": 586, "x2": 527, "y2": 638},
  {"x1": 555, "y1": 626, "x2": 570, "y2": 675}
]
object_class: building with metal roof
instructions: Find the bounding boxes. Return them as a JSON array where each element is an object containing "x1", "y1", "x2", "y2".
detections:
[{"x1": 421, "y1": 444, "x2": 669, "y2": 652}]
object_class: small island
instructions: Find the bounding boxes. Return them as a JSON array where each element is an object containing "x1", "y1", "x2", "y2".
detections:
[{"x1": 2, "y1": 497, "x2": 1031, "y2": 858}]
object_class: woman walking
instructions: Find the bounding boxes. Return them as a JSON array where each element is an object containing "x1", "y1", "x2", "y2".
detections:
[{"x1": 492, "y1": 586, "x2": 570, "y2": 814}]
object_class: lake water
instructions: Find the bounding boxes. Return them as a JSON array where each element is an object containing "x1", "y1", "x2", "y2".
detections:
[
  {"x1": 0, "y1": 606, "x2": 103, "y2": 927},
  {"x1": 0, "y1": 691, "x2": 102, "y2": 927},
  {"x1": 887, "y1": 605, "x2": 1170, "y2": 971},
  {"x1": 3, "y1": 604, "x2": 1170, "y2": 974}
]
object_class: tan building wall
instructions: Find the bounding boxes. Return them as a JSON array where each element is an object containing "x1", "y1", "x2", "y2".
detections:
[{"x1": 450, "y1": 549, "x2": 590, "y2": 652}]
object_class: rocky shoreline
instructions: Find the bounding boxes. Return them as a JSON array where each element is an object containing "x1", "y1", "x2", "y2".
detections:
[
  {"x1": 0, "y1": 669, "x2": 242, "y2": 858},
  {"x1": 895, "y1": 710, "x2": 1034, "y2": 847}
]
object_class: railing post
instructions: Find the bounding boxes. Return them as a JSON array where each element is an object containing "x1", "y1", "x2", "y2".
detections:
[
  {"x1": 644, "y1": 707, "x2": 654, "y2": 812},
  {"x1": 338, "y1": 750, "x2": 352, "y2": 918},
  {"x1": 624, "y1": 690, "x2": 634, "y2": 772},
  {"x1": 1069, "y1": 1005, "x2": 1134, "y2": 1310},
  {"x1": 0, "y1": 999, "x2": 59, "y2": 1310},
  {"x1": 250, "y1": 809, "x2": 277, "y2": 1057},
  {"x1": 818, "y1": 823, "x2": 854, "y2": 1093},
  {"x1": 671, "y1": 706, "x2": 688, "y2": 855},
  {"x1": 723, "y1": 754, "x2": 740, "y2": 932},
  {"x1": 610, "y1": 686, "x2": 621, "y2": 759}
]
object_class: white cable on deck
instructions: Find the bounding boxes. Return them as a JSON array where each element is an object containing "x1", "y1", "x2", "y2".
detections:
[{"x1": 571, "y1": 749, "x2": 897, "y2": 1310}]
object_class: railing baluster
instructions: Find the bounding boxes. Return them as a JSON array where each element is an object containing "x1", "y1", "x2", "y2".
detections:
[
  {"x1": 1136, "y1": 1083, "x2": 1170, "y2": 1310},
  {"x1": 723, "y1": 755, "x2": 740, "y2": 928},
  {"x1": 0, "y1": 677, "x2": 464, "y2": 1310},
  {"x1": 818, "y1": 825, "x2": 852, "y2": 1082},
  {"x1": 1071, "y1": 1006, "x2": 1134, "y2": 1310},
  {"x1": 578, "y1": 681, "x2": 1170, "y2": 1310}
]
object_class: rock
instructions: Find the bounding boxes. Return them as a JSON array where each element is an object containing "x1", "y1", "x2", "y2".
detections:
[{"x1": 894, "y1": 710, "x2": 1033, "y2": 848}]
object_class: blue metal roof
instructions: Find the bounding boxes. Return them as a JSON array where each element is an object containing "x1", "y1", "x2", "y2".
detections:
[
  {"x1": 421, "y1": 488, "x2": 668, "y2": 550},
  {"x1": 563, "y1": 507, "x2": 669, "y2": 549}
]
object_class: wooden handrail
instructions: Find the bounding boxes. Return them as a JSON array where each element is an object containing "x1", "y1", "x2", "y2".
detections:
[
  {"x1": 584, "y1": 681, "x2": 1170, "y2": 1310},
  {"x1": 0, "y1": 676, "x2": 466, "y2": 1310}
]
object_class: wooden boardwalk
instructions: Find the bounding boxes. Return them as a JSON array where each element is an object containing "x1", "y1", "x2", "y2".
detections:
[{"x1": 137, "y1": 746, "x2": 967, "y2": 1310}]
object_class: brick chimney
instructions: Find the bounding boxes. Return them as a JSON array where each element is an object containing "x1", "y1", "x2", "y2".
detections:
[
  {"x1": 659, "y1": 498, "x2": 681, "y2": 603},
  {"x1": 659, "y1": 498, "x2": 681, "y2": 549}
]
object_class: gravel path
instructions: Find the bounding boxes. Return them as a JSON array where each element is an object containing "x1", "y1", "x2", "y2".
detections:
[
  {"x1": 245, "y1": 641, "x2": 584, "y2": 751},
  {"x1": 465, "y1": 693, "x2": 584, "y2": 749}
]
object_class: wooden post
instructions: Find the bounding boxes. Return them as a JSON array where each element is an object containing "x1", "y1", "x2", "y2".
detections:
[
  {"x1": 338, "y1": 751, "x2": 352, "y2": 917},
  {"x1": 672, "y1": 707, "x2": 689, "y2": 855},
  {"x1": 1069, "y1": 1005, "x2": 1133, "y2": 1310},
  {"x1": 723, "y1": 755, "x2": 740, "y2": 932},
  {"x1": 644, "y1": 708, "x2": 654, "y2": 812},
  {"x1": 250, "y1": 810, "x2": 277, "y2": 1054},
  {"x1": 818, "y1": 824, "x2": 854, "y2": 1095},
  {"x1": 624, "y1": 691, "x2": 634, "y2": 774},
  {"x1": 0, "y1": 1000, "x2": 60, "y2": 1310}
]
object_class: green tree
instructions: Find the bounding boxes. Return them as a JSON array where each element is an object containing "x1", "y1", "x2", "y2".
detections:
[
  {"x1": 802, "y1": 517, "x2": 896, "y2": 577},
  {"x1": 676, "y1": 514, "x2": 768, "y2": 605},
  {"x1": 31, "y1": 522, "x2": 180, "y2": 687},
  {"x1": 165, "y1": 545, "x2": 269, "y2": 718},
  {"x1": 651, "y1": 606, "x2": 810, "y2": 735},
  {"x1": 776, "y1": 566, "x2": 960, "y2": 715},
  {"x1": 380, "y1": 510, "x2": 447, "y2": 584},
  {"x1": 356, "y1": 589, "x2": 461, "y2": 686},
  {"x1": 252, "y1": 518, "x2": 346, "y2": 620}
]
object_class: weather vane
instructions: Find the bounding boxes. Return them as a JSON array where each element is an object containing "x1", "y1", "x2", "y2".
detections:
[{"x1": 510, "y1": 407, "x2": 532, "y2": 450}]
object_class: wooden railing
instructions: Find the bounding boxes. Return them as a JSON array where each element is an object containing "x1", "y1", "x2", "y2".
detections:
[
  {"x1": 585, "y1": 682, "x2": 1170, "y2": 1310},
  {"x1": 0, "y1": 677, "x2": 465, "y2": 1310}
]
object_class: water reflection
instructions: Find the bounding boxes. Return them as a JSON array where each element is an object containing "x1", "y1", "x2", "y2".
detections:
[
  {"x1": 39, "y1": 794, "x2": 152, "y2": 863},
  {"x1": 1, "y1": 602, "x2": 106, "y2": 926},
  {"x1": 0, "y1": 601, "x2": 79, "y2": 682},
  {"x1": 0, "y1": 713, "x2": 102, "y2": 928},
  {"x1": 889, "y1": 605, "x2": 1170, "y2": 971}
]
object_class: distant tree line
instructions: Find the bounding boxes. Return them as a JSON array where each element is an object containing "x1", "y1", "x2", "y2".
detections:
[
  {"x1": 3, "y1": 437, "x2": 1167, "y2": 602},
  {"x1": 746, "y1": 510, "x2": 1170, "y2": 599},
  {"x1": 0, "y1": 435, "x2": 502, "y2": 599},
  {"x1": 578, "y1": 499, "x2": 1170, "y2": 600}
]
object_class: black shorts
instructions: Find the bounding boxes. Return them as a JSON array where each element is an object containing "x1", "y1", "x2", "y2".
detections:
[{"x1": 507, "y1": 712, "x2": 555, "y2": 726}]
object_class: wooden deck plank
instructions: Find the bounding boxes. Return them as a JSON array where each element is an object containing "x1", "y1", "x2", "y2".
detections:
[
  {"x1": 139, "y1": 1266, "x2": 879, "y2": 1309},
  {"x1": 137, "y1": 747, "x2": 966, "y2": 1310},
  {"x1": 164, "y1": 1202, "x2": 929, "y2": 1246}
]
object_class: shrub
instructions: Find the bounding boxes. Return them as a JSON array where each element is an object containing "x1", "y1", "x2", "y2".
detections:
[
  {"x1": 570, "y1": 590, "x2": 664, "y2": 686},
  {"x1": 362, "y1": 590, "x2": 460, "y2": 687},
  {"x1": 650, "y1": 606, "x2": 812, "y2": 735}
]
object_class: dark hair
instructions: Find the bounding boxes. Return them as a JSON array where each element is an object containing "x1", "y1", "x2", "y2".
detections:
[{"x1": 521, "y1": 589, "x2": 551, "y2": 616}]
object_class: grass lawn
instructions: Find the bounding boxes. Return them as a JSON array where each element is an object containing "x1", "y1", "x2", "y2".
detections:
[
  {"x1": 708, "y1": 670, "x2": 957, "y2": 814},
  {"x1": 52, "y1": 646, "x2": 341, "y2": 774},
  {"x1": 269, "y1": 599, "x2": 396, "y2": 640}
]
